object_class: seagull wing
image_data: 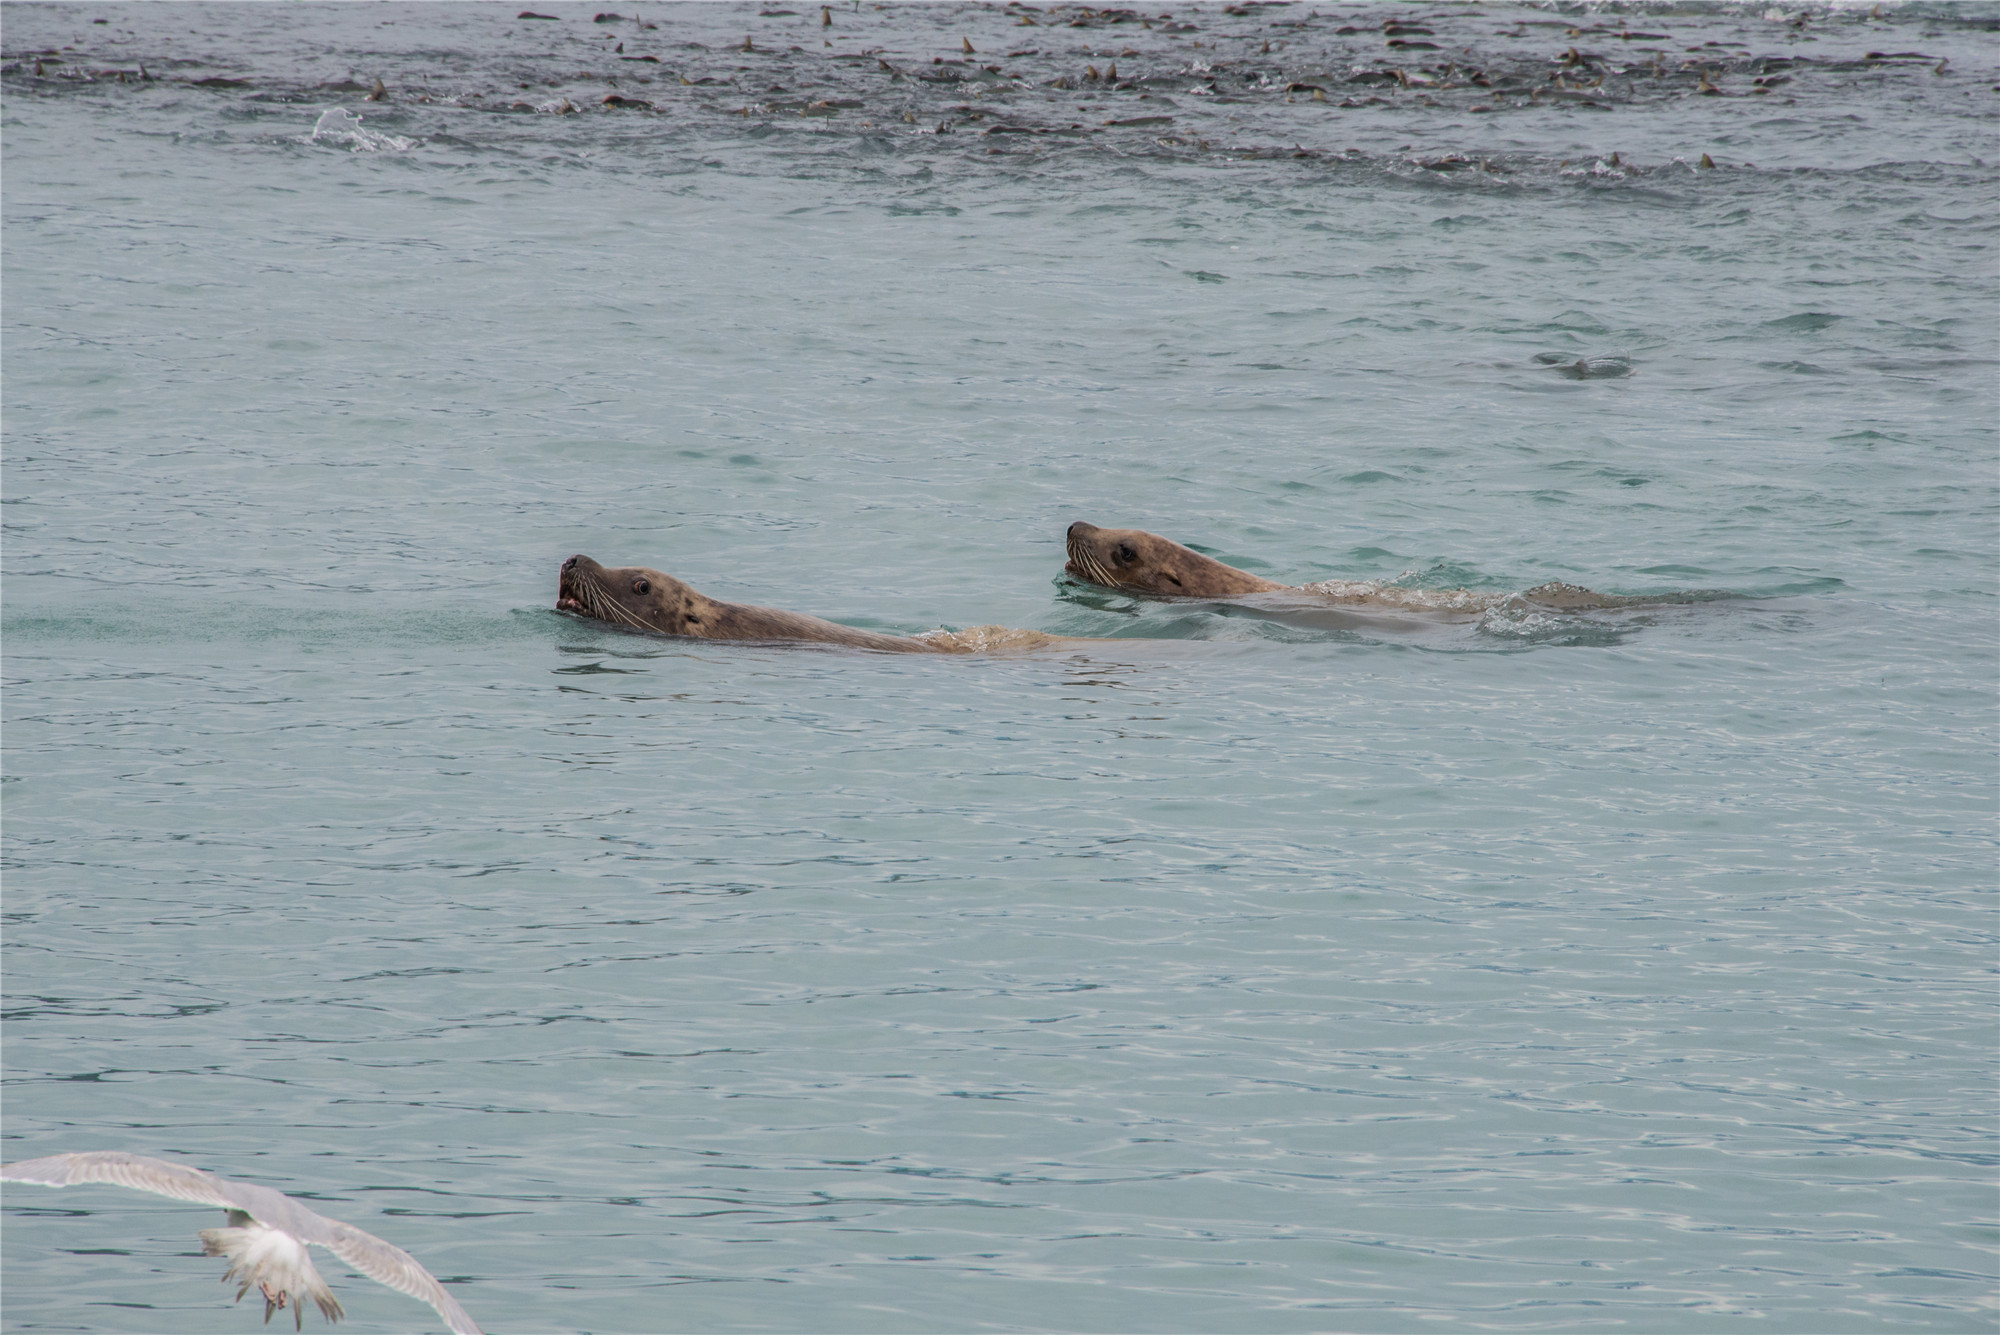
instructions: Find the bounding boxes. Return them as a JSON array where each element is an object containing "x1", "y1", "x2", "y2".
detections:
[
  {"x1": 324, "y1": 1220, "x2": 485, "y2": 1335},
  {"x1": 5, "y1": 1152, "x2": 485, "y2": 1335},
  {"x1": 2, "y1": 1151, "x2": 238, "y2": 1210}
]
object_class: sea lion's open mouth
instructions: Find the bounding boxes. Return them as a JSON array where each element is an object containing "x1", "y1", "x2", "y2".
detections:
[{"x1": 556, "y1": 556, "x2": 598, "y2": 618}]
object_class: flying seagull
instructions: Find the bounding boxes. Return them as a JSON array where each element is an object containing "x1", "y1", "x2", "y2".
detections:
[{"x1": 1, "y1": 1151, "x2": 483, "y2": 1334}]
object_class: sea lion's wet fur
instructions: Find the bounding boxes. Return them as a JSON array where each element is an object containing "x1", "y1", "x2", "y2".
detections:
[
  {"x1": 557, "y1": 555, "x2": 1066, "y2": 653},
  {"x1": 1065, "y1": 521, "x2": 1658, "y2": 613}
]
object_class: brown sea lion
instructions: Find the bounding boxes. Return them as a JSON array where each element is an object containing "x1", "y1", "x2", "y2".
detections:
[
  {"x1": 1063, "y1": 522, "x2": 1657, "y2": 613},
  {"x1": 556, "y1": 555, "x2": 1066, "y2": 652},
  {"x1": 1063, "y1": 522, "x2": 1289, "y2": 597}
]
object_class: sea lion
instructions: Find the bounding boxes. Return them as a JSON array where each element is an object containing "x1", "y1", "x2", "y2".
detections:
[
  {"x1": 1063, "y1": 522, "x2": 1289, "y2": 598},
  {"x1": 556, "y1": 554, "x2": 1066, "y2": 652},
  {"x1": 1063, "y1": 522, "x2": 1657, "y2": 613}
]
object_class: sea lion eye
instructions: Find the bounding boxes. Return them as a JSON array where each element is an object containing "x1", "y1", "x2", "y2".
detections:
[
  {"x1": 633, "y1": 579, "x2": 651, "y2": 595},
  {"x1": 1115, "y1": 543, "x2": 1138, "y2": 564}
]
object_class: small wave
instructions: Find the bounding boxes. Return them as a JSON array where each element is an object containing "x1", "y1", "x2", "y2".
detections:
[
  {"x1": 1763, "y1": 311, "x2": 1847, "y2": 333},
  {"x1": 1475, "y1": 602, "x2": 1639, "y2": 647},
  {"x1": 308, "y1": 106, "x2": 414, "y2": 153}
]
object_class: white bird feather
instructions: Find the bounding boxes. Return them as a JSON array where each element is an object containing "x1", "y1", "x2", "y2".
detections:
[{"x1": 2, "y1": 1151, "x2": 483, "y2": 1335}]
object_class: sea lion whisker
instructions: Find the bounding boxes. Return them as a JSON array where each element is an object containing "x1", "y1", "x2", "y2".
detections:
[
  {"x1": 1076, "y1": 548, "x2": 1114, "y2": 587},
  {"x1": 1066, "y1": 534, "x2": 1112, "y2": 588},
  {"x1": 570, "y1": 571, "x2": 604, "y2": 619},
  {"x1": 576, "y1": 573, "x2": 615, "y2": 622},
  {"x1": 569, "y1": 569, "x2": 624, "y2": 628},
  {"x1": 581, "y1": 572, "x2": 651, "y2": 632}
]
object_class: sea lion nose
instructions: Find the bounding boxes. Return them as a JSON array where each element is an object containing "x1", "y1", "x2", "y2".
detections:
[
  {"x1": 1067, "y1": 521, "x2": 1090, "y2": 540},
  {"x1": 562, "y1": 554, "x2": 580, "y2": 573}
]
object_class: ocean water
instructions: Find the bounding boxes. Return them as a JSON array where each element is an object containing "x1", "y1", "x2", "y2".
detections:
[{"x1": 2, "y1": 3, "x2": 1996, "y2": 1332}]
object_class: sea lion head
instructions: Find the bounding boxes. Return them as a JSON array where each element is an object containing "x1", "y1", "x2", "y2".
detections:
[
  {"x1": 1064, "y1": 521, "x2": 1287, "y2": 597},
  {"x1": 557, "y1": 554, "x2": 716, "y2": 636}
]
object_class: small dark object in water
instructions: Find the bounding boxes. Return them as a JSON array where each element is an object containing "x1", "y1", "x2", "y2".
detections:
[
  {"x1": 602, "y1": 93, "x2": 651, "y2": 108},
  {"x1": 517, "y1": 10, "x2": 559, "y2": 19},
  {"x1": 593, "y1": 11, "x2": 624, "y2": 21},
  {"x1": 366, "y1": 77, "x2": 386, "y2": 101},
  {"x1": 1533, "y1": 353, "x2": 1633, "y2": 380}
]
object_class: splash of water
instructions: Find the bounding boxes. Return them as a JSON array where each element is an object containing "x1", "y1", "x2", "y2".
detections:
[{"x1": 308, "y1": 107, "x2": 414, "y2": 153}]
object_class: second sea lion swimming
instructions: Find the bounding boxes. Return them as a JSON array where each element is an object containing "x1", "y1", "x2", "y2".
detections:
[
  {"x1": 1063, "y1": 522, "x2": 1289, "y2": 598},
  {"x1": 1063, "y1": 521, "x2": 1662, "y2": 613},
  {"x1": 556, "y1": 554, "x2": 1067, "y2": 652}
]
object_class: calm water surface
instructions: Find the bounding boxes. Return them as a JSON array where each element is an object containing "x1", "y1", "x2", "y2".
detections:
[{"x1": 3, "y1": 3, "x2": 1996, "y2": 1332}]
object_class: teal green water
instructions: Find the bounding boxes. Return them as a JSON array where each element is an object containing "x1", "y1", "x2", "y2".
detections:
[{"x1": 4, "y1": 4, "x2": 1996, "y2": 1332}]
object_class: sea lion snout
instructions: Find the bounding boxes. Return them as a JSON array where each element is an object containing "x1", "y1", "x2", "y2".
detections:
[
  {"x1": 556, "y1": 554, "x2": 601, "y2": 615},
  {"x1": 557, "y1": 554, "x2": 673, "y2": 631},
  {"x1": 1064, "y1": 521, "x2": 1099, "y2": 582}
]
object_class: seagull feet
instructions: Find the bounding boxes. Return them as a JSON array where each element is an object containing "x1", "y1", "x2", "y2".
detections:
[{"x1": 258, "y1": 1281, "x2": 304, "y2": 1331}]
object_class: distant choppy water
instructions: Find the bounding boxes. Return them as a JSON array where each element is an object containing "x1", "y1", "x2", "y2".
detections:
[{"x1": 3, "y1": 2, "x2": 1997, "y2": 1332}]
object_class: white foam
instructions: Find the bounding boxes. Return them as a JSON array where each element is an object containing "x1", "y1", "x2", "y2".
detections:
[
  {"x1": 308, "y1": 107, "x2": 414, "y2": 153},
  {"x1": 1294, "y1": 579, "x2": 1500, "y2": 613}
]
